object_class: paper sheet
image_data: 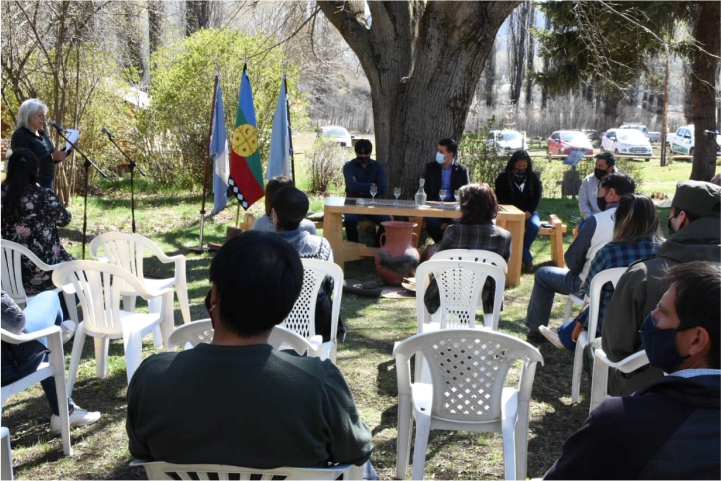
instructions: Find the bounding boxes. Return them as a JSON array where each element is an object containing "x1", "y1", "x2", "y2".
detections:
[{"x1": 64, "y1": 129, "x2": 79, "y2": 151}]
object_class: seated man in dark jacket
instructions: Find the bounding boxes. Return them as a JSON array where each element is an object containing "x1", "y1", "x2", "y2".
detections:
[
  {"x1": 126, "y1": 232, "x2": 373, "y2": 471},
  {"x1": 544, "y1": 261, "x2": 720, "y2": 480}
]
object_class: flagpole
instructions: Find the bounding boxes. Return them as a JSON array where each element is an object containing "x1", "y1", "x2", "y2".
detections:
[
  {"x1": 284, "y1": 74, "x2": 296, "y2": 184},
  {"x1": 190, "y1": 70, "x2": 219, "y2": 254}
]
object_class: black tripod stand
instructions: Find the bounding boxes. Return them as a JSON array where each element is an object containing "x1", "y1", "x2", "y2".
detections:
[
  {"x1": 103, "y1": 129, "x2": 146, "y2": 233},
  {"x1": 49, "y1": 123, "x2": 107, "y2": 259}
]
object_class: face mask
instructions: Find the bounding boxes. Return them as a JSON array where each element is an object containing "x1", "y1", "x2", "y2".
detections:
[
  {"x1": 357, "y1": 157, "x2": 369, "y2": 164},
  {"x1": 204, "y1": 289, "x2": 217, "y2": 330},
  {"x1": 436, "y1": 152, "x2": 446, "y2": 164},
  {"x1": 639, "y1": 313, "x2": 690, "y2": 373},
  {"x1": 515, "y1": 168, "x2": 526, "y2": 175},
  {"x1": 667, "y1": 213, "x2": 679, "y2": 235},
  {"x1": 597, "y1": 194, "x2": 607, "y2": 211},
  {"x1": 594, "y1": 168, "x2": 608, "y2": 180}
]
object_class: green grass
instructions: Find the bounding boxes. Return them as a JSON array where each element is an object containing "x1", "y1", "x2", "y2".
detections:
[{"x1": 2, "y1": 159, "x2": 692, "y2": 479}]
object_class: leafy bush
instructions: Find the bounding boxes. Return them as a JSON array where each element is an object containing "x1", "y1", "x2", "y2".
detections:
[
  {"x1": 459, "y1": 117, "x2": 507, "y2": 187},
  {"x1": 138, "y1": 28, "x2": 309, "y2": 188},
  {"x1": 306, "y1": 138, "x2": 346, "y2": 194}
]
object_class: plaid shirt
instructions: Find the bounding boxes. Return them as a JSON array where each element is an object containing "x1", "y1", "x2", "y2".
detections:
[
  {"x1": 437, "y1": 223, "x2": 512, "y2": 261},
  {"x1": 578, "y1": 237, "x2": 663, "y2": 331}
]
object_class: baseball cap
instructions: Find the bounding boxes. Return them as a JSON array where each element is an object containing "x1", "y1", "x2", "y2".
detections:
[{"x1": 671, "y1": 180, "x2": 721, "y2": 218}]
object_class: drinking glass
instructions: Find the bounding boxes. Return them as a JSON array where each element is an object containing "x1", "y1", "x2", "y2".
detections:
[
  {"x1": 369, "y1": 185, "x2": 378, "y2": 203},
  {"x1": 394, "y1": 187, "x2": 401, "y2": 205},
  {"x1": 454, "y1": 189, "x2": 460, "y2": 203},
  {"x1": 438, "y1": 189, "x2": 447, "y2": 206}
]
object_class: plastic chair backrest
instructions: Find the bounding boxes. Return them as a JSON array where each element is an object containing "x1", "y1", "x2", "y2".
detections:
[
  {"x1": 1, "y1": 240, "x2": 55, "y2": 306},
  {"x1": 132, "y1": 460, "x2": 355, "y2": 480},
  {"x1": 585, "y1": 267, "x2": 627, "y2": 342},
  {"x1": 167, "y1": 319, "x2": 313, "y2": 356},
  {"x1": 394, "y1": 329, "x2": 543, "y2": 423},
  {"x1": 52, "y1": 260, "x2": 151, "y2": 336},
  {"x1": 90, "y1": 232, "x2": 168, "y2": 283},
  {"x1": 281, "y1": 259, "x2": 343, "y2": 340},
  {"x1": 431, "y1": 248, "x2": 508, "y2": 273},
  {"x1": 416, "y1": 259, "x2": 505, "y2": 330}
]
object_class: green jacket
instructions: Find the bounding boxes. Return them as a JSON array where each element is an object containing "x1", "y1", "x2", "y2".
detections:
[{"x1": 601, "y1": 216, "x2": 721, "y2": 395}]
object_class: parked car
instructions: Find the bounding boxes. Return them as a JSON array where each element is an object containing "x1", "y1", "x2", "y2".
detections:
[
  {"x1": 486, "y1": 129, "x2": 528, "y2": 154},
  {"x1": 317, "y1": 125, "x2": 353, "y2": 148},
  {"x1": 602, "y1": 128, "x2": 653, "y2": 161},
  {"x1": 618, "y1": 123, "x2": 662, "y2": 142},
  {"x1": 666, "y1": 125, "x2": 721, "y2": 157},
  {"x1": 547, "y1": 130, "x2": 594, "y2": 156}
]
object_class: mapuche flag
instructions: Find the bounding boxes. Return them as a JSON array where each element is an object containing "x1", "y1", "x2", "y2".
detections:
[{"x1": 229, "y1": 64, "x2": 264, "y2": 209}]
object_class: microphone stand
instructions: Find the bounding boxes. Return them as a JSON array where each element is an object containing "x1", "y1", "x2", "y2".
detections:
[
  {"x1": 104, "y1": 132, "x2": 146, "y2": 233},
  {"x1": 50, "y1": 125, "x2": 108, "y2": 259}
]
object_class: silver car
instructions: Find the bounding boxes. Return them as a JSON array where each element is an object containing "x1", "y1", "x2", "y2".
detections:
[{"x1": 602, "y1": 128, "x2": 653, "y2": 161}]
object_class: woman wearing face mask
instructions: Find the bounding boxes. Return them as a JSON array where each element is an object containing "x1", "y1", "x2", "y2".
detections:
[
  {"x1": 540, "y1": 194, "x2": 665, "y2": 350},
  {"x1": 494, "y1": 150, "x2": 542, "y2": 272},
  {"x1": 1, "y1": 148, "x2": 75, "y2": 295}
]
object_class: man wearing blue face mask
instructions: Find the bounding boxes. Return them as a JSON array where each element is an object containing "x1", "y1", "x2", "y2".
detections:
[
  {"x1": 544, "y1": 261, "x2": 720, "y2": 480},
  {"x1": 597, "y1": 180, "x2": 721, "y2": 395},
  {"x1": 422, "y1": 138, "x2": 470, "y2": 242}
]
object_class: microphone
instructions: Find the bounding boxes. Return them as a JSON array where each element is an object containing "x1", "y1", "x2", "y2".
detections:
[
  {"x1": 47, "y1": 120, "x2": 64, "y2": 132},
  {"x1": 102, "y1": 127, "x2": 114, "y2": 139}
]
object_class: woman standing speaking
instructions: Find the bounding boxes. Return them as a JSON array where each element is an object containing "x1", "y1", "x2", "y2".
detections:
[{"x1": 10, "y1": 99, "x2": 70, "y2": 190}]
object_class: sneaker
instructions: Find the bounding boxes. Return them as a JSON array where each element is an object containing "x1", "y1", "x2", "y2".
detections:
[
  {"x1": 49, "y1": 406, "x2": 101, "y2": 434},
  {"x1": 539, "y1": 326, "x2": 565, "y2": 350},
  {"x1": 60, "y1": 321, "x2": 76, "y2": 344},
  {"x1": 526, "y1": 329, "x2": 547, "y2": 344}
]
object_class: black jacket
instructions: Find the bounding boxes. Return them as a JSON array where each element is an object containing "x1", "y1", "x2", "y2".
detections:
[
  {"x1": 422, "y1": 161, "x2": 470, "y2": 201},
  {"x1": 10, "y1": 127, "x2": 56, "y2": 181},
  {"x1": 494, "y1": 170, "x2": 542, "y2": 212},
  {"x1": 544, "y1": 374, "x2": 721, "y2": 480}
]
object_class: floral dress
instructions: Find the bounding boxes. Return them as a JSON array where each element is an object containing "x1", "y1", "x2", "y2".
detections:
[{"x1": 1, "y1": 184, "x2": 75, "y2": 294}]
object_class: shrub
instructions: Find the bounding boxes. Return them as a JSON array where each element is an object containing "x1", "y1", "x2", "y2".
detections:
[
  {"x1": 459, "y1": 117, "x2": 507, "y2": 186},
  {"x1": 306, "y1": 138, "x2": 346, "y2": 194}
]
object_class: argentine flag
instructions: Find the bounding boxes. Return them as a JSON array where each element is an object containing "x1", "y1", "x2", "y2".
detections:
[
  {"x1": 210, "y1": 79, "x2": 229, "y2": 214},
  {"x1": 266, "y1": 76, "x2": 291, "y2": 180}
]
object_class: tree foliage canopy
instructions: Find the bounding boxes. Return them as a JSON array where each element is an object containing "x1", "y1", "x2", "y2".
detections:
[{"x1": 137, "y1": 27, "x2": 309, "y2": 187}]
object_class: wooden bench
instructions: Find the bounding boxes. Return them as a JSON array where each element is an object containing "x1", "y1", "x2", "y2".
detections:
[{"x1": 538, "y1": 214, "x2": 567, "y2": 268}]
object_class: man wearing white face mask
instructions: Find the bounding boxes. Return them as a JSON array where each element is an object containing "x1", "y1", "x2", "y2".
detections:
[
  {"x1": 544, "y1": 261, "x2": 720, "y2": 480},
  {"x1": 422, "y1": 138, "x2": 470, "y2": 243}
]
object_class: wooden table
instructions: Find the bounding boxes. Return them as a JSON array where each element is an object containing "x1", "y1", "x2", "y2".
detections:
[{"x1": 322, "y1": 197, "x2": 526, "y2": 287}]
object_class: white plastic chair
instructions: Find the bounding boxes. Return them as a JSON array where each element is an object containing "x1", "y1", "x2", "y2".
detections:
[
  {"x1": 89, "y1": 233, "x2": 191, "y2": 344},
  {"x1": 431, "y1": 249, "x2": 508, "y2": 327},
  {"x1": 393, "y1": 329, "x2": 543, "y2": 481},
  {"x1": 1, "y1": 326, "x2": 72, "y2": 456},
  {"x1": 571, "y1": 267, "x2": 627, "y2": 405},
  {"x1": 590, "y1": 349, "x2": 649, "y2": 413},
  {"x1": 1, "y1": 240, "x2": 79, "y2": 323},
  {"x1": 167, "y1": 319, "x2": 316, "y2": 356},
  {"x1": 130, "y1": 460, "x2": 362, "y2": 480},
  {"x1": 416, "y1": 259, "x2": 505, "y2": 331},
  {"x1": 280, "y1": 259, "x2": 343, "y2": 363},
  {"x1": 52, "y1": 260, "x2": 174, "y2": 392},
  {"x1": 1, "y1": 427, "x2": 12, "y2": 480}
]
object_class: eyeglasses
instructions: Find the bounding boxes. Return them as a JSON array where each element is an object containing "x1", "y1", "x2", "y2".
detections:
[{"x1": 35, "y1": 113, "x2": 47, "y2": 119}]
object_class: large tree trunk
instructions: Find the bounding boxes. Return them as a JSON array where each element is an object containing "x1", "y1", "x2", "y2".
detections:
[
  {"x1": 690, "y1": 1, "x2": 720, "y2": 181},
  {"x1": 317, "y1": 1, "x2": 519, "y2": 197}
]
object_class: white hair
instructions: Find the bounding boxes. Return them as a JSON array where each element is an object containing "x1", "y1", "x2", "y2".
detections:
[{"x1": 17, "y1": 99, "x2": 48, "y2": 130}]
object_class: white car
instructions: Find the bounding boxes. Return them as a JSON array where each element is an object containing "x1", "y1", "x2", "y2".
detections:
[
  {"x1": 317, "y1": 125, "x2": 353, "y2": 148},
  {"x1": 602, "y1": 128, "x2": 653, "y2": 161},
  {"x1": 486, "y1": 130, "x2": 528, "y2": 154}
]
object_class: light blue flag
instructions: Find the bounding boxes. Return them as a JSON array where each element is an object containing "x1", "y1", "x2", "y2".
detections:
[
  {"x1": 210, "y1": 79, "x2": 228, "y2": 214},
  {"x1": 266, "y1": 76, "x2": 291, "y2": 180}
]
